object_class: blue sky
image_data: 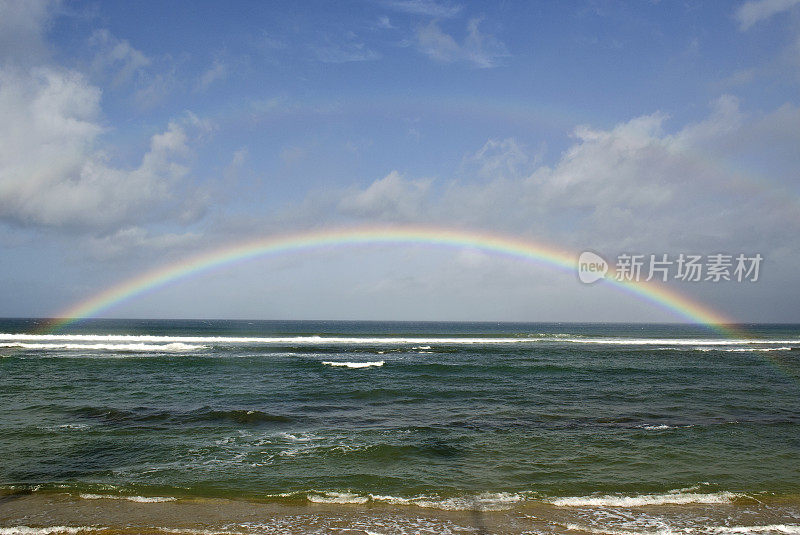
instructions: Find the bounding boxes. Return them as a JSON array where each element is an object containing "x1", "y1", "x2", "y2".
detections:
[{"x1": 1, "y1": 0, "x2": 799, "y2": 322}]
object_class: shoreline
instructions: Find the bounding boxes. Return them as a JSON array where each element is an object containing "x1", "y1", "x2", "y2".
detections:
[
  {"x1": 3, "y1": 492, "x2": 800, "y2": 535},
  {"x1": 0, "y1": 493, "x2": 504, "y2": 534}
]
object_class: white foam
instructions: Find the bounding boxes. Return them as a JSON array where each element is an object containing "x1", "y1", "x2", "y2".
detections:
[
  {"x1": 692, "y1": 346, "x2": 793, "y2": 352},
  {"x1": 307, "y1": 491, "x2": 370, "y2": 504},
  {"x1": 265, "y1": 490, "x2": 526, "y2": 510},
  {"x1": 558, "y1": 338, "x2": 799, "y2": 346},
  {"x1": 278, "y1": 432, "x2": 316, "y2": 442},
  {"x1": 0, "y1": 342, "x2": 204, "y2": 352},
  {"x1": 365, "y1": 492, "x2": 525, "y2": 510},
  {"x1": 561, "y1": 523, "x2": 653, "y2": 535},
  {"x1": 0, "y1": 333, "x2": 542, "y2": 345},
  {"x1": 1, "y1": 333, "x2": 794, "y2": 348},
  {"x1": 712, "y1": 526, "x2": 800, "y2": 534},
  {"x1": 549, "y1": 491, "x2": 742, "y2": 507},
  {"x1": 79, "y1": 493, "x2": 176, "y2": 502},
  {"x1": 723, "y1": 347, "x2": 792, "y2": 352},
  {"x1": 0, "y1": 528, "x2": 105, "y2": 535},
  {"x1": 635, "y1": 424, "x2": 695, "y2": 431},
  {"x1": 322, "y1": 360, "x2": 384, "y2": 368}
]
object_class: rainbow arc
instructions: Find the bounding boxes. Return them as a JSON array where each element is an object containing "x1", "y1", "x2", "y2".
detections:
[{"x1": 46, "y1": 225, "x2": 743, "y2": 337}]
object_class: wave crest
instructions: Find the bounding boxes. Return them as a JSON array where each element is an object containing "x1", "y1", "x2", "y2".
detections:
[
  {"x1": 79, "y1": 493, "x2": 176, "y2": 503},
  {"x1": 322, "y1": 361, "x2": 384, "y2": 368},
  {"x1": 0, "y1": 342, "x2": 204, "y2": 352},
  {"x1": 548, "y1": 490, "x2": 743, "y2": 507}
]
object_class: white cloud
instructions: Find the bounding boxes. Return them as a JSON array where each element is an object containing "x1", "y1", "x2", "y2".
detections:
[
  {"x1": 250, "y1": 96, "x2": 285, "y2": 116},
  {"x1": 311, "y1": 38, "x2": 380, "y2": 63},
  {"x1": 0, "y1": 0, "x2": 51, "y2": 65},
  {"x1": 256, "y1": 31, "x2": 287, "y2": 51},
  {"x1": 0, "y1": 1, "x2": 213, "y2": 251},
  {"x1": 463, "y1": 17, "x2": 509, "y2": 68},
  {"x1": 221, "y1": 147, "x2": 248, "y2": 186},
  {"x1": 197, "y1": 58, "x2": 226, "y2": 91},
  {"x1": 87, "y1": 28, "x2": 179, "y2": 109},
  {"x1": 87, "y1": 226, "x2": 203, "y2": 260},
  {"x1": 463, "y1": 138, "x2": 535, "y2": 180},
  {"x1": 332, "y1": 97, "x2": 800, "y2": 258},
  {"x1": 0, "y1": 65, "x2": 208, "y2": 229},
  {"x1": 132, "y1": 69, "x2": 177, "y2": 110},
  {"x1": 719, "y1": 68, "x2": 757, "y2": 88},
  {"x1": 338, "y1": 171, "x2": 431, "y2": 220},
  {"x1": 89, "y1": 29, "x2": 150, "y2": 86},
  {"x1": 736, "y1": 0, "x2": 800, "y2": 30},
  {"x1": 415, "y1": 18, "x2": 508, "y2": 68},
  {"x1": 416, "y1": 21, "x2": 460, "y2": 61},
  {"x1": 382, "y1": 0, "x2": 462, "y2": 18},
  {"x1": 230, "y1": 147, "x2": 248, "y2": 169}
]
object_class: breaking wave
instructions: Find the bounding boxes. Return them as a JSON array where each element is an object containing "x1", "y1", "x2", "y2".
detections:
[
  {"x1": 79, "y1": 493, "x2": 176, "y2": 502},
  {"x1": 0, "y1": 342, "x2": 204, "y2": 352},
  {"x1": 548, "y1": 490, "x2": 744, "y2": 507},
  {"x1": 322, "y1": 360, "x2": 384, "y2": 368},
  {"x1": 272, "y1": 490, "x2": 527, "y2": 510}
]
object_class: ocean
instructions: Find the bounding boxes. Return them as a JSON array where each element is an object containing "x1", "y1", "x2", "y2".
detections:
[{"x1": 1, "y1": 319, "x2": 799, "y2": 534}]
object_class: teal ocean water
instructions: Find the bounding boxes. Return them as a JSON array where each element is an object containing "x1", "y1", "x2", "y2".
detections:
[{"x1": 1, "y1": 319, "x2": 799, "y2": 534}]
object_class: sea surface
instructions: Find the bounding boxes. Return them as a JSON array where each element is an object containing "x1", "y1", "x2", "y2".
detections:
[{"x1": 1, "y1": 319, "x2": 799, "y2": 534}]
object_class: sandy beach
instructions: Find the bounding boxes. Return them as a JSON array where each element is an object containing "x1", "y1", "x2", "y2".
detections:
[{"x1": 3, "y1": 490, "x2": 800, "y2": 535}]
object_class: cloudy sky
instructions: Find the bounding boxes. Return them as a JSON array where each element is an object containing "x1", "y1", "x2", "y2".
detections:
[{"x1": 1, "y1": 0, "x2": 799, "y2": 323}]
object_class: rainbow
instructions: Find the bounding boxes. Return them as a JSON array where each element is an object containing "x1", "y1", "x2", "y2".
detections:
[{"x1": 46, "y1": 225, "x2": 742, "y2": 336}]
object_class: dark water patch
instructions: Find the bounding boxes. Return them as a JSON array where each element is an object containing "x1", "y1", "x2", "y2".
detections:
[
  {"x1": 297, "y1": 440, "x2": 469, "y2": 462},
  {"x1": 70, "y1": 406, "x2": 295, "y2": 428},
  {"x1": 342, "y1": 388, "x2": 410, "y2": 401},
  {"x1": 199, "y1": 408, "x2": 294, "y2": 425}
]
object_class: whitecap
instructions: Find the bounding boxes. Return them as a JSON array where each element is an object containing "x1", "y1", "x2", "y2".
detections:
[
  {"x1": 322, "y1": 360, "x2": 384, "y2": 368},
  {"x1": 548, "y1": 490, "x2": 742, "y2": 507},
  {"x1": 712, "y1": 526, "x2": 800, "y2": 534},
  {"x1": 79, "y1": 493, "x2": 176, "y2": 503},
  {"x1": 366, "y1": 492, "x2": 525, "y2": 510},
  {"x1": 0, "y1": 342, "x2": 205, "y2": 352},
  {"x1": 307, "y1": 491, "x2": 369, "y2": 504}
]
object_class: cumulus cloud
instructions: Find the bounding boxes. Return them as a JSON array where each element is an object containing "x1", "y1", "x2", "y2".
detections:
[
  {"x1": 0, "y1": 0, "x2": 51, "y2": 65},
  {"x1": 415, "y1": 18, "x2": 508, "y2": 67},
  {"x1": 462, "y1": 138, "x2": 536, "y2": 180},
  {"x1": 0, "y1": 62, "x2": 209, "y2": 230},
  {"x1": 0, "y1": 0, "x2": 216, "y2": 266},
  {"x1": 736, "y1": 0, "x2": 800, "y2": 30},
  {"x1": 334, "y1": 97, "x2": 800, "y2": 257},
  {"x1": 338, "y1": 171, "x2": 431, "y2": 220}
]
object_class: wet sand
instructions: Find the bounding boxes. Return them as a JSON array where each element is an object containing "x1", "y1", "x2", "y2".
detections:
[
  {"x1": 1, "y1": 492, "x2": 509, "y2": 534},
  {"x1": 2, "y1": 492, "x2": 800, "y2": 535}
]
